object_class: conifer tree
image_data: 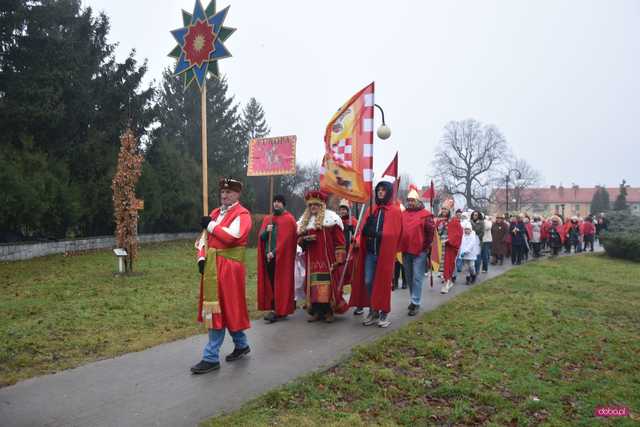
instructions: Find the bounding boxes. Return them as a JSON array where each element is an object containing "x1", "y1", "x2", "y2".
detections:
[
  {"x1": 241, "y1": 98, "x2": 270, "y2": 139},
  {"x1": 613, "y1": 180, "x2": 629, "y2": 211}
]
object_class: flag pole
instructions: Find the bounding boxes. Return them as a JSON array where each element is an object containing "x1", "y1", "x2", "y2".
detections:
[
  {"x1": 337, "y1": 202, "x2": 368, "y2": 291},
  {"x1": 429, "y1": 181, "x2": 434, "y2": 288},
  {"x1": 267, "y1": 175, "x2": 274, "y2": 255}
]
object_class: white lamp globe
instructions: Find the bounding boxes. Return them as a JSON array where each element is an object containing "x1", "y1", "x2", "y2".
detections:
[{"x1": 377, "y1": 124, "x2": 391, "y2": 140}]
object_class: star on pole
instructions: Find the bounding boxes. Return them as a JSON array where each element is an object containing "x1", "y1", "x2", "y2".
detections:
[{"x1": 169, "y1": 0, "x2": 236, "y2": 89}]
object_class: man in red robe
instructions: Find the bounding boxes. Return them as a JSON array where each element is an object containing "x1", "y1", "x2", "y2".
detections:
[
  {"x1": 297, "y1": 190, "x2": 347, "y2": 323},
  {"x1": 191, "y1": 177, "x2": 252, "y2": 374},
  {"x1": 350, "y1": 179, "x2": 403, "y2": 328},
  {"x1": 435, "y1": 202, "x2": 462, "y2": 294},
  {"x1": 257, "y1": 195, "x2": 297, "y2": 324}
]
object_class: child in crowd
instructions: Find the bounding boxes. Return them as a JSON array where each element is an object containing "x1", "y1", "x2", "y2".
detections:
[{"x1": 459, "y1": 222, "x2": 481, "y2": 285}]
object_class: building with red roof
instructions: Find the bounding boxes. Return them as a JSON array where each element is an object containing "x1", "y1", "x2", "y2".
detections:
[{"x1": 492, "y1": 185, "x2": 640, "y2": 217}]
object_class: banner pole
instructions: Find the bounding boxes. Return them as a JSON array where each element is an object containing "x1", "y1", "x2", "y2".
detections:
[
  {"x1": 269, "y1": 176, "x2": 274, "y2": 215},
  {"x1": 201, "y1": 83, "x2": 208, "y2": 216},
  {"x1": 338, "y1": 202, "x2": 368, "y2": 291}
]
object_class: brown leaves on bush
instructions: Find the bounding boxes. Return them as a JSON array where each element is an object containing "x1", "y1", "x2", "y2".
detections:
[{"x1": 111, "y1": 129, "x2": 143, "y2": 271}]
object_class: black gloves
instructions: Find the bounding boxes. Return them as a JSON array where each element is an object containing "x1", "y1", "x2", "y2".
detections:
[
  {"x1": 201, "y1": 216, "x2": 211, "y2": 230},
  {"x1": 198, "y1": 260, "x2": 205, "y2": 275},
  {"x1": 363, "y1": 214, "x2": 381, "y2": 238}
]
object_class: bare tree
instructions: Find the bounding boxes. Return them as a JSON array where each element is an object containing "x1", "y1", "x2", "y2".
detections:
[
  {"x1": 507, "y1": 158, "x2": 542, "y2": 211},
  {"x1": 432, "y1": 119, "x2": 509, "y2": 209}
]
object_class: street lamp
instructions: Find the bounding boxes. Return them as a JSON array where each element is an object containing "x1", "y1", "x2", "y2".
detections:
[
  {"x1": 374, "y1": 104, "x2": 391, "y2": 140},
  {"x1": 505, "y1": 168, "x2": 521, "y2": 214}
]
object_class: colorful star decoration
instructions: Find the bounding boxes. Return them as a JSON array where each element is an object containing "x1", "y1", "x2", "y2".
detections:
[{"x1": 169, "y1": 0, "x2": 235, "y2": 89}]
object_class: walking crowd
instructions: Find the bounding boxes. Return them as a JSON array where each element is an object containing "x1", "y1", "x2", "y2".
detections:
[{"x1": 189, "y1": 176, "x2": 604, "y2": 374}]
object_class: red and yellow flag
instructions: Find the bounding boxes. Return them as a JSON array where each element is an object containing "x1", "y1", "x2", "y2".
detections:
[
  {"x1": 430, "y1": 232, "x2": 441, "y2": 272},
  {"x1": 320, "y1": 83, "x2": 374, "y2": 203}
]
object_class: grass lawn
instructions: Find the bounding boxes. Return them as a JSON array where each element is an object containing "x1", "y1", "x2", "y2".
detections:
[
  {"x1": 0, "y1": 240, "x2": 259, "y2": 387},
  {"x1": 203, "y1": 254, "x2": 640, "y2": 426}
]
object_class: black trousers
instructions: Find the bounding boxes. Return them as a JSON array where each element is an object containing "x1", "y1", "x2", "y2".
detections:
[
  {"x1": 584, "y1": 235, "x2": 594, "y2": 252},
  {"x1": 511, "y1": 244, "x2": 524, "y2": 264},
  {"x1": 266, "y1": 259, "x2": 276, "y2": 308},
  {"x1": 393, "y1": 260, "x2": 406, "y2": 288}
]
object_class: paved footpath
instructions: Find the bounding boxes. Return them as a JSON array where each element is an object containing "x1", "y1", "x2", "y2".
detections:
[{"x1": 1, "y1": 260, "x2": 523, "y2": 427}]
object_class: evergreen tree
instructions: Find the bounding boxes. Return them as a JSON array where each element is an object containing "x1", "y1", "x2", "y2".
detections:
[
  {"x1": 590, "y1": 186, "x2": 610, "y2": 214},
  {"x1": 240, "y1": 97, "x2": 270, "y2": 139},
  {"x1": 613, "y1": 180, "x2": 629, "y2": 211},
  {"x1": 0, "y1": 0, "x2": 153, "y2": 239},
  {"x1": 240, "y1": 97, "x2": 270, "y2": 212}
]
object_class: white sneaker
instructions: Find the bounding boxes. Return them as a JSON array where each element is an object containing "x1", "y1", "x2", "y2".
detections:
[
  {"x1": 377, "y1": 312, "x2": 391, "y2": 328},
  {"x1": 363, "y1": 310, "x2": 378, "y2": 326},
  {"x1": 440, "y1": 282, "x2": 449, "y2": 294},
  {"x1": 447, "y1": 280, "x2": 454, "y2": 292}
]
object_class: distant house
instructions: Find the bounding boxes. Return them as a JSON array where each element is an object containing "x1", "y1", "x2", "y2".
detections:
[{"x1": 491, "y1": 185, "x2": 640, "y2": 217}]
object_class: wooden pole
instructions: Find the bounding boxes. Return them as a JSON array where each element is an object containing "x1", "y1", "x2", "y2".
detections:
[
  {"x1": 267, "y1": 176, "x2": 274, "y2": 258},
  {"x1": 269, "y1": 176, "x2": 274, "y2": 215},
  {"x1": 201, "y1": 83, "x2": 208, "y2": 216},
  {"x1": 337, "y1": 203, "x2": 368, "y2": 291}
]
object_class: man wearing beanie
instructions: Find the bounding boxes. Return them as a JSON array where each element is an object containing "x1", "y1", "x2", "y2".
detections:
[{"x1": 257, "y1": 195, "x2": 298, "y2": 324}]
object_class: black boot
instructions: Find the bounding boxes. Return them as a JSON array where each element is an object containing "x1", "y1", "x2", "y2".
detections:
[
  {"x1": 190, "y1": 360, "x2": 220, "y2": 374},
  {"x1": 225, "y1": 346, "x2": 250, "y2": 362}
]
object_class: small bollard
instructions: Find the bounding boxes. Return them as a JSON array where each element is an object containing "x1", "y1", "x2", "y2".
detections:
[{"x1": 113, "y1": 248, "x2": 128, "y2": 274}]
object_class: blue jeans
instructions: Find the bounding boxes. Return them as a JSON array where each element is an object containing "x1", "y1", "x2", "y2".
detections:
[
  {"x1": 364, "y1": 253, "x2": 379, "y2": 299},
  {"x1": 481, "y1": 242, "x2": 492, "y2": 272},
  {"x1": 203, "y1": 328, "x2": 248, "y2": 363},
  {"x1": 456, "y1": 256, "x2": 463, "y2": 273},
  {"x1": 403, "y1": 252, "x2": 427, "y2": 306}
]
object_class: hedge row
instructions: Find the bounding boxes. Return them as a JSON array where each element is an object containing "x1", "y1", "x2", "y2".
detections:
[{"x1": 601, "y1": 211, "x2": 640, "y2": 262}]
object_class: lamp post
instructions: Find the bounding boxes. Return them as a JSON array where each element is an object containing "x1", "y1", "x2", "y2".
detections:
[
  {"x1": 505, "y1": 168, "x2": 521, "y2": 214},
  {"x1": 374, "y1": 104, "x2": 391, "y2": 140}
]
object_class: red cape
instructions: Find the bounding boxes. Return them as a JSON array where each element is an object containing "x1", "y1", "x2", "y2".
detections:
[
  {"x1": 446, "y1": 217, "x2": 463, "y2": 250},
  {"x1": 400, "y1": 209, "x2": 432, "y2": 255},
  {"x1": 350, "y1": 202, "x2": 403, "y2": 313},
  {"x1": 257, "y1": 212, "x2": 298, "y2": 316}
]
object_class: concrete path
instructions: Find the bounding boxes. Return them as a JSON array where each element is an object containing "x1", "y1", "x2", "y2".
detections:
[{"x1": 0, "y1": 259, "x2": 526, "y2": 427}]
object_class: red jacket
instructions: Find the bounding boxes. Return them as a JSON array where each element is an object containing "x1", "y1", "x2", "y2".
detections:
[
  {"x1": 580, "y1": 221, "x2": 595, "y2": 236},
  {"x1": 400, "y1": 208, "x2": 434, "y2": 255}
]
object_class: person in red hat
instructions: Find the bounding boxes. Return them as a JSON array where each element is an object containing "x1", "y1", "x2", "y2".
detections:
[
  {"x1": 350, "y1": 179, "x2": 403, "y2": 328},
  {"x1": 191, "y1": 177, "x2": 252, "y2": 375},
  {"x1": 297, "y1": 190, "x2": 348, "y2": 323},
  {"x1": 400, "y1": 185, "x2": 434, "y2": 316},
  {"x1": 257, "y1": 195, "x2": 298, "y2": 324}
]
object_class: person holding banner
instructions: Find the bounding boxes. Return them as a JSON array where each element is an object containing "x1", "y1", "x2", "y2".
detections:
[
  {"x1": 350, "y1": 179, "x2": 403, "y2": 328},
  {"x1": 337, "y1": 199, "x2": 358, "y2": 294},
  {"x1": 257, "y1": 195, "x2": 298, "y2": 324},
  {"x1": 191, "y1": 177, "x2": 252, "y2": 375},
  {"x1": 400, "y1": 185, "x2": 435, "y2": 316},
  {"x1": 297, "y1": 190, "x2": 348, "y2": 323}
]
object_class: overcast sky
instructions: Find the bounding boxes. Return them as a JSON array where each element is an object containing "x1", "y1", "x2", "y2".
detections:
[{"x1": 82, "y1": 0, "x2": 639, "y2": 189}]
